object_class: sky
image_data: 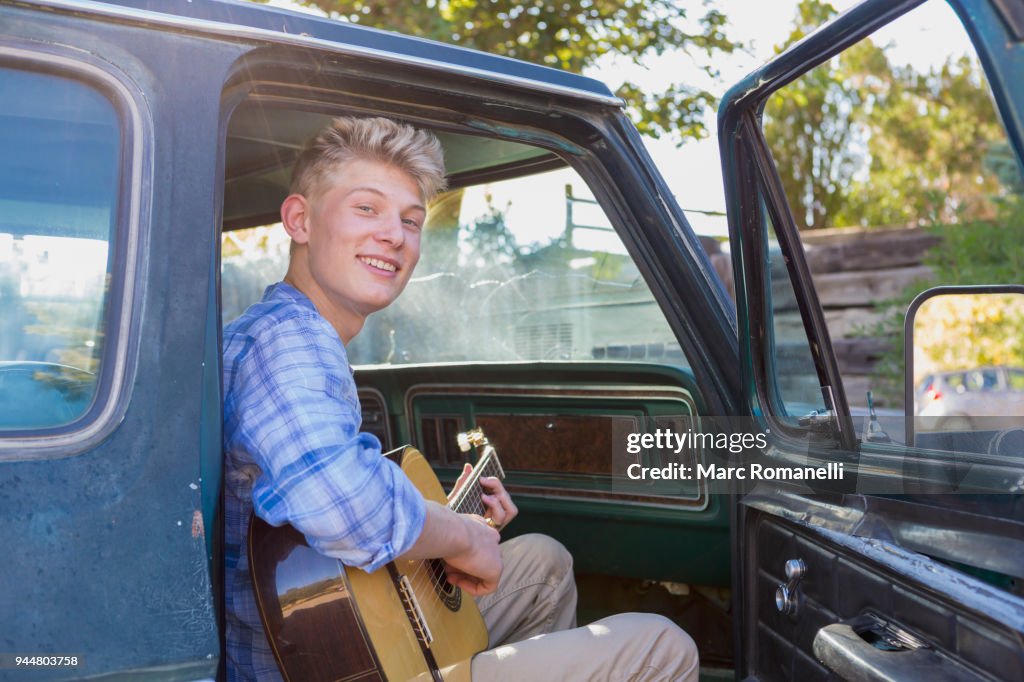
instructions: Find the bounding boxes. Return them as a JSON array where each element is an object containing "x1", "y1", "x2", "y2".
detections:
[
  {"x1": 587, "y1": 0, "x2": 975, "y2": 236},
  {"x1": 266, "y1": 0, "x2": 976, "y2": 237}
]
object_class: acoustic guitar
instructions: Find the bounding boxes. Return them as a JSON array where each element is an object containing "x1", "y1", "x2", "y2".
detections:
[{"x1": 249, "y1": 428, "x2": 506, "y2": 682}]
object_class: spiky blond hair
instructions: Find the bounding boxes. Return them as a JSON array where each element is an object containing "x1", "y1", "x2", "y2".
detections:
[{"x1": 290, "y1": 116, "x2": 447, "y2": 202}]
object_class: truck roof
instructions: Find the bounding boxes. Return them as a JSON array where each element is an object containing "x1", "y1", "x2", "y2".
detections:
[{"x1": 30, "y1": 0, "x2": 619, "y2": 104}]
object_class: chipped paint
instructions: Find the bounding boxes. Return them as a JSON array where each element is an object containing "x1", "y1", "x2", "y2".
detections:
[{"x1": 191, "y1": 510, "x2": 204, "y2": 540}]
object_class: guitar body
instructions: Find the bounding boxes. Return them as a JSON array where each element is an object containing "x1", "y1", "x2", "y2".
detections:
[{"x1": 249, "y1": 446, "x2": 490, "y2": 682}]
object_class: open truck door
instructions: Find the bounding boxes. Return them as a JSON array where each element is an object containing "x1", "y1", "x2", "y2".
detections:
[{"x1": 720, "y1": 0, "x2": 1024, "y2": 679}]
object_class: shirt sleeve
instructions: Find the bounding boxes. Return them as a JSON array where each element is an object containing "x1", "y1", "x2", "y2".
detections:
[{"x1": 230, "y1": 312, "x2": 426, "y2": 572}]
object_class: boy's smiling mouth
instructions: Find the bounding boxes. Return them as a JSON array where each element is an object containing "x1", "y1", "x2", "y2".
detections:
[{"x1": 358, "y1": 255, "x2": 398, "y2": 273}]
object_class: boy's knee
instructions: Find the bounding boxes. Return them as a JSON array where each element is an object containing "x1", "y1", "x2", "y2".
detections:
[
  {"x1": 507, "y1": 533, "x2": 573, "y2": 577},
  {"x1": 585, "y1": 614, "x2": 699, "y2": 680},
  {"x1": 642, "y1": 614, "x2": 699, "y2": 678},
  {"x1": 527, "y1": 533, "x2": 572, "y2": 570}
]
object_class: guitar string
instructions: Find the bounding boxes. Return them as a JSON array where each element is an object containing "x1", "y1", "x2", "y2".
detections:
[
  {"x1": 404, "y1": 473, "x2": 485, "y2": 641},
  {"x1": 402, "y1": 452, "x2": 503, "y2": 636},
  {"x1": 404, "y1": 452, "x2": 492, "y2": 604},
  {"x1": 404, "y1": 451, "x2": 495, "y2": 594},
  {"x1": 403, "y1": 446, "x2": 495, "y2": 585}
]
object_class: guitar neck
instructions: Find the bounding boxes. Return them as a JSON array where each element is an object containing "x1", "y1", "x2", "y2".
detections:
[{"x1": 448, "y1": 445, "x2": 505, "y2": 516}]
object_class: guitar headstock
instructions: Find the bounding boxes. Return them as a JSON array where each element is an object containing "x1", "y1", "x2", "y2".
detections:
[
  {"x1": 449, "y1": 428, "x2": 506, "y2": 515},
  {"x1": 456, "y1": 428, "x2": 489, "y2": 452}
]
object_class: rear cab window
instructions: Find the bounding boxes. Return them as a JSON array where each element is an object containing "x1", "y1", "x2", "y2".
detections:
[{"x1": 0, "y1": 51, "x2": 141, "y2": 457}]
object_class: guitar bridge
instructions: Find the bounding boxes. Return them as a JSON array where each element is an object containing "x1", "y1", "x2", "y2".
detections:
[{"x1": 398, "y1": 574, "x2": 434, "y2": 648}]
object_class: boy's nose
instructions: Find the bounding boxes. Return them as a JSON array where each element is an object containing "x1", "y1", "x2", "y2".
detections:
[{"x1": 375, "y1": 213, "x2": 405, "y2": 246}]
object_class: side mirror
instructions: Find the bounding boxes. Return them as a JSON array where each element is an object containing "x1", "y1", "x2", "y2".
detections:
[{"x1": 904, "y1": 285, "x2": 1024, "y2": 448}]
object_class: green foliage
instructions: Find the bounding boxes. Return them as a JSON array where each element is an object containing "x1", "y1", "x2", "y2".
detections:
[
  {"x1": 842, "y1": 56, "x2": 1005, "y2": 228},
  {"x1": 764, "y1": 0, "x2": 1006, "y2": 230},
  {"x1": 763, "y1": 1, "x2": 873, "y2": 231},
  {"x1": 270, "y1": 0, "x2": 739, "y2": 143},
  {"x1": 461, "y1": 196, "x2": 519, "y2": 268},
  {"x1": 925, "y1": 204, "x2": 1024, "y2": 286},
  {"x1": 984, "y1": 142, "x2": 1024, "y2": 197},
  {"x1": 23, "y1": 300, "x2": 104, "y2": 373},
  {"x1": 914, "y1": 292, "x2": 1024, "y2": 374},
  {"x1": 864, "y1": 198, "x2": 1024, "y2": 405}
]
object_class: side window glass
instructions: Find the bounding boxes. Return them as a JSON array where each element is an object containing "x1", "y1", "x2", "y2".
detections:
[
  {"x1": 222, "y1": 158, "x2": 689, "y2": 370},
  {"x1": 965, "y1": 369, "x2": 998, "y2": 393},
  {"x1": 220, "y1": 114, "x2": 702, "y2": 503},
  {"x1": 349, "y1": 167, "x2": 686, "y2": 366},
  {"x1": 759, "y1": 1, "x2": 1020, "y2": 444},
  {"x1": 1008, "y1": 369, "x2": 1024, "y2": 391},
  {"x1": 765, "y1": 198, "x2": 823, "y2": 417},
  {"x1": 221, "y1": 226, "x2": 289, "y2": 325},
  {"x1": 0, "y1": 66, "x2": 120, "y2": 431}
]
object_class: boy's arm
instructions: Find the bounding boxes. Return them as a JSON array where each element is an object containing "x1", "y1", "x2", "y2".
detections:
[
  {"x1": 229, "y1": 312, "x2": 425, "y2": 572},
  {"x1": 399, "y1": 500, "x2": 502, "y2": 596}
]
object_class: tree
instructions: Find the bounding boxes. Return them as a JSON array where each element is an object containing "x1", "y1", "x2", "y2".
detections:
[
  {"x1": 984, "y1": 141, "x2": 1024, "y2": 198},
  {"x1": 764, "y1": 0, "x2": 1006, "y2": 229},
  {"x1": 22, "y1": 299, "x2": 104, "y2": 401},
  {"x1": 913, "y1": 293, "x2": 1024, "y2": 378},
  {"x1": 260, "y1": 0, "x2": 738, "y2": 144},
  {"x1": 762, "y1": 1, "x2": 884, "y2": 230},
  {"x1": 461, "y1": 194, "x2": 519, "y2": 269},
  {"x1": 845, "y1": 56, "x2": 1005, "y2": 227}
]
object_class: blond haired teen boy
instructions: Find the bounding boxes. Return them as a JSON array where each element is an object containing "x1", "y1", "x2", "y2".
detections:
[{"x1": 223, "y1": 117, "x2": 699, "y2": 681}]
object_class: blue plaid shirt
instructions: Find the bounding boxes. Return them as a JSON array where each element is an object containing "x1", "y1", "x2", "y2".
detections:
[{"x1": 222, "y1": 282, "x2": 426, "y2": 681}]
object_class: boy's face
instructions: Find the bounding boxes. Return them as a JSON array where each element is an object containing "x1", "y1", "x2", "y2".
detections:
[{"x1": 300, "y1": 159, "x2": 425, "y2": 321}]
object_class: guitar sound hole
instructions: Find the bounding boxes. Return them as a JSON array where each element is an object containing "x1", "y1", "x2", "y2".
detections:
[{"x1": 429, "y1": 559, "x2": 463, "y2": 611}]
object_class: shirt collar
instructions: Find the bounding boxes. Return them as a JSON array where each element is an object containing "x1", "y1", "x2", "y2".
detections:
[{"x1": 265, "y1": 280, "x2": 317, "y2": 312}]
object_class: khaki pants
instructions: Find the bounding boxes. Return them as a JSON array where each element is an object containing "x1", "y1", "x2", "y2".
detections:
[{"x1": 472, "y1": 534, "x2": 699, "y2": 682}]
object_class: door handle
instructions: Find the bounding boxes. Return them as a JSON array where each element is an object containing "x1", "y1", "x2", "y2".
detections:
[
  {"x1": 813, "y1": 618, "x2": 984, "y2": 681},
  {"x1": 775, "y1": 558, "x2": 806, "y2": 615}
]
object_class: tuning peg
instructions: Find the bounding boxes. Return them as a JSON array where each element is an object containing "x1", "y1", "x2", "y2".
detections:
[{"x1": 457, "y1": 428, "x2": 489, "y2": 452}]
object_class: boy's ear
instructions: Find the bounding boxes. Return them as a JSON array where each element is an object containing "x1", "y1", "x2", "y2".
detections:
[{"x1": 281, "y1": 194, "x2": 311, "y2": 244}]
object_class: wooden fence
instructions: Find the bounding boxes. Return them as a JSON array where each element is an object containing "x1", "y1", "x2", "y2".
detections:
[{"x1": 703, "y1": 226, "x2": 939, "y2": 408}]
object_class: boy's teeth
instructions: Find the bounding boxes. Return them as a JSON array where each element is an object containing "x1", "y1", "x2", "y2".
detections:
[{"x1": 360, "y1": 257, "x2": 396, "y2": 272}]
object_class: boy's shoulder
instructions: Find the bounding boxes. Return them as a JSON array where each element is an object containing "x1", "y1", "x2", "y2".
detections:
[{"x1": 225, "y1": 282, "x2": 325, "y2": 345}]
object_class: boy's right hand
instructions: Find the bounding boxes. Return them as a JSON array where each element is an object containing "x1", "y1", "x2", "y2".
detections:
[{"x1": 443, "y1": 514, "x2": 502, "y2": 596}]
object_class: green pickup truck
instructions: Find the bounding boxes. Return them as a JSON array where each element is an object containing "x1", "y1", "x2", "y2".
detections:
[{"x1": 1, "y1": 0, "x2": 1022, "y2": 679}]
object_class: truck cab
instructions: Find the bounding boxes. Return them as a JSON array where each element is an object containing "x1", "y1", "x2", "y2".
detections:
[{"x1": 1, "y1": 0, "x2": 1022, "y2": 679}]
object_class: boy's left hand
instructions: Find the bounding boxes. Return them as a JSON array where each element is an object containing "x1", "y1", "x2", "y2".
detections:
[{"x1": 449, "y1": 463, "x2": 518, "y2": 530}]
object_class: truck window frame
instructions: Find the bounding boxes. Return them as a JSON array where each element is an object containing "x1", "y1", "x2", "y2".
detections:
[{"x1": 0, "y1": 42, "x2": 149, "y2": 461}]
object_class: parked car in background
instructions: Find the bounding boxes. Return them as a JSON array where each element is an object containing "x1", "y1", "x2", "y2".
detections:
[{"x1": 916, "y1": 366, "x2": 1024, "y2": 430}]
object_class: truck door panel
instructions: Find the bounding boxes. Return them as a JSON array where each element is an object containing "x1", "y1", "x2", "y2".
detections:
[
  {"x1": 0, "y1": 5, "x2": 245, "y2": 678},
  {"x1": 721, "y1": 0, "x2": 1024, "y2": 678}
]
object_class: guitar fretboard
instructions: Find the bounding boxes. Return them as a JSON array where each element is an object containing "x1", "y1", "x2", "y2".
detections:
[{"x1": 449, "y1": 447, "x2": 505, "y2": 516}]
